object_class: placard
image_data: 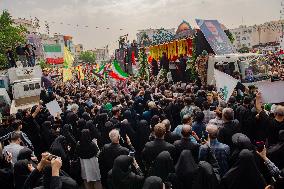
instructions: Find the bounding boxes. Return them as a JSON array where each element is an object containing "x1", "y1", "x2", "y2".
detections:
[
  {"x1": 257, "y1": 81, "x2": 284, "y2": 103},
  {"x1": 45, "y1": 100, "x2": 62, "y2": 117}
]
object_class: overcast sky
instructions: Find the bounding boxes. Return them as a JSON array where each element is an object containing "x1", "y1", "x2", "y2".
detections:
[{"x1": 0, "y1": 0, "x2": 281, "y2": 52}]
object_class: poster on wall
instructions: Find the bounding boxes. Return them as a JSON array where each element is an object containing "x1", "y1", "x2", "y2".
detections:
[{"x1": 196, "y1": 19, "x2": 236, "y2": 55}]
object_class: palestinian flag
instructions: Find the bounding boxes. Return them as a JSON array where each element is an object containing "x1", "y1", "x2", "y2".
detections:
[
  {"x1": 109, "y1": 60, "x2": 129, "y2": 81},
  {"x1": 43, "y1": 44, "x2": 64, "y2": 64}
]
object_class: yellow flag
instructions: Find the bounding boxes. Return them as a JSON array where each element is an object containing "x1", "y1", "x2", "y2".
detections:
[
  {"x1": 64, "y1": 46, "x2": 74, "y2": 68},
  {"x1": 63, "y1": 68, "x2": 72, "y2": 82}
]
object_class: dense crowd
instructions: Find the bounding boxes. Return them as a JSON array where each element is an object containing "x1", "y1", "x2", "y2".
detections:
[{"x1": 1, "y1": 68, "x2": 284, "y2": 189}]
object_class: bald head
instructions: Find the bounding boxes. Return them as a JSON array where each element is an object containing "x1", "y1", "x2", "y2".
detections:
[
  {"x1": 206, "y1": 124, "x2": 218, "y2": 139},
  {"x1": 181, "y1": 124, "x2": 192, "y2": 138}
]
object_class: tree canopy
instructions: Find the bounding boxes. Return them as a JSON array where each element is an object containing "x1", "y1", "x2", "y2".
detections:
[
  {"x1": 79, "y1": 51, "x2": 96, "y2": 64},
  {"x1": 0, "y1": 10, "x2": 27, "y2": 69}
]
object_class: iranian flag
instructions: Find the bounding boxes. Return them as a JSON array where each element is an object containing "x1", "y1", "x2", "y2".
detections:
[
  {"x1": 43, "y1": 44, "x2": 64, "y2": 64},
  {"x1": 109, "y1": 60, "x2": 129, "y2": 81}
]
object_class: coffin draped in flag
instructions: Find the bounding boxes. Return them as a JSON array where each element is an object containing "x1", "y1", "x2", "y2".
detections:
[
  {"x1": 109, "y1": 60, "x2": 129, "y2": 81},
  {"x1": 43, "y1": 44, "x2": 64, "y2": 64},
  {"x1": 214, "y1": 69, "x2": 238, "y2": 102}
]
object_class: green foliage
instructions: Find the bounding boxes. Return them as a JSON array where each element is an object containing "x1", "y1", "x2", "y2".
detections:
[
  {"x1": 191, "y1": 36, "x2": 197, "y2": 62},
  {"x1": 238, "y1": 45, "x2": 250, "y2": 53},
  {"x1": 225, "y1": 30, "x2": 235, "y2": 44},
  {"x1": 186, "y1": 59, "x2": 198, "y2": 82},
  {"x1": 79, "y1": 51, "x2": 96, "y2": 64},
  {"x1": 0, "y1": 10, "x2": 27, "y2": 69},
  {"x1": 38, "y1": 59, "x2": 51, "y2": 69},
  {"x1": 138, "y1": 48, "x2": 149, "y2": 79}
]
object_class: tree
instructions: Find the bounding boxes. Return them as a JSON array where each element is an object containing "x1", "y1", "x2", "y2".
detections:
[
  {"x1": 0, "y1": 10, "x2": 27, "y2": 69},
  {"x1": 138, "y1": 48, "x2": 149, "y2": 79},
  {"x1": 79, "y1": 51, "x2": 96, "y2": 64}
]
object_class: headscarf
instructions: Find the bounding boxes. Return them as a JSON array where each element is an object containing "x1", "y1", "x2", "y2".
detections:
[
  {"x1": 96, "y1": 113, "x2": 108, "y2": 132},
  {"x1": 230, "y1": 133, "x2": 254, "y2": 166},
  {"x1": 221, "y1": 149, "x2": 266, "y2": 189},
  {"x1": 142, "y1": 176, "x2": 163, "y2": 189},
  {"x1": 49, "y1": 135, "x2": 67, "y2": 160},
  {"x1": 85, "y1": 120, "x2": 101, "y2": 141},
  {"x1": 150, "y1": 151, "x2": 175, "y2": 182},
  {"x1": 77, "y1": 118, "x2": 86, "y2": 131},
  {"x1": 136, "y1": 120, "x2": 150, "y2": 152},
  {"x1": 192, "y1": 161, "x2": 220, "y2": 189},
  {"x1": 61, "y1": 124, "x2": 76, "y2": 150},
  {"x1": 111, "y1": 155, "x2": 133, "y2": 188},
  {"x1": 82, "y1": 112, "x2": 91, "y2": 121},
  {"x1": 14, "y1": 159, "x2": 30, "y2": 189},
  {"x1": 175, "y1": 150, "x2": 197, "y2": 189},
  {"x1": 101, "y1": 121, "x2": 114, "y2": 145},
  {"x1": 77, "y1": 129, "x2": 99, "y2": 159},
  {"x1": 268, "y1": 130, "x2": 284, "y2": 170}
]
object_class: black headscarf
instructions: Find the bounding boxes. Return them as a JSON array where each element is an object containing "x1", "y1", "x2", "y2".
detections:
[
  {"x1": 77, "y1": 129, "x2": 99, "y2": 159},
  {"x1": 101, "y1": 121, "x2": 114, "y2": 145},
  {"x1": 150, "y1": 151, "x2": 175, "y2": 182},
  {"x1": 175, "y1": 150, "x2": 197, "y2": 189},
  {"x1": 110, "y1": 155, "x2": 144, "y2": 189},
  {"x1": 136, "y1": 120, "x2": 150, "y2": 152},
  {"x1": 41, "y1": 121, "x2": 54, "y2": 150},
  {"x1": 85, "y1": 120, "x2": 101, "y2": 143},
  {"x1": 221, "y1": 149, "x2": 266, "y2": 189},
  {"x1": 77, "y1": 118, "x2": 86, "y2": 131},
  {"x1": 49, "y1": 135, "x2": 67, "y2": 160},
  {"x1": 62, "y1": 124, "x2": 76, "y2": 148},
  {"x1": 268, "y1": 130, "x2": 284, "y2": 170},
  {"x1": 230, "y1": 133, "x2": 254, "y2": 166},
  {"x1": 142, "y1": 176, "x2": 163, "y2": 189},
  {"x1": 192, "y1": 161, "x2": 220, "y2": 189},
  {"x1": 82, "y1": 112, "x2": 91, "y2": 121},
  {"x1": 14, "y1": 159, "x2": 31, "y2": 189},
  {"x1": 96, "y1": 113, "x2": 108, "y2": 132}
]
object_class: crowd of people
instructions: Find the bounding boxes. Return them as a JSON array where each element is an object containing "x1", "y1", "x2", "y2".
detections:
[
  {"x1": 0, "y1": 63, "x2": 284, "y2": 189},
  {"x1": 6, "y1": 43, "x2": 36, "y2": 68}
]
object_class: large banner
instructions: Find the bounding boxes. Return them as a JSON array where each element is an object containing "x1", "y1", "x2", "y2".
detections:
[
  {"x1": 214, "y1": 69, "x2": 238, "y2": 102},
  {"x1": 257, "y1": 81, "x2": 284, "y2": 103},
  {"x1": 43, "y1": 44, "x2": 64, "y2": 64},
  {"x1": 196, "y1": 19, "x2": 236, "y2": 55},
  {"x1": 27, "y1": 34, "x2": 43, "y2": 57}
]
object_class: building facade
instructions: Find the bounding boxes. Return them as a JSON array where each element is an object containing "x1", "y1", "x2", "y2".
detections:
[
  {"x1": 92, "y1": 46, "x2": 109, "y2": 63},
  {"x1": 74, "y1": 44, "x2": 84, "y2": 57},
  {"x1": 230, "y1": 20, "x2": 283, "y2": 50},
  {"x1": 13, "y1": 18, "x2": 37, "y2": 34}
]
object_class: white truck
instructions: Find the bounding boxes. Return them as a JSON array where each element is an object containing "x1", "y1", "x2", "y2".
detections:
[{"x1": 207, "y1": 53, "x2": 269, "y2": 85}]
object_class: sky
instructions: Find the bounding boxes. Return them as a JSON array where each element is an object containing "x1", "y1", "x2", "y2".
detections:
[{"x1": 0, "y1": 0, "x2": 281, "y2": 52}]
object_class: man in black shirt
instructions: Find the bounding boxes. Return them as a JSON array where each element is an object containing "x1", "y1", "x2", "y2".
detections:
[
  {"x1": 6, "y1": 47, "x2": 16, "y2": 68},
  {"x1": 15, "y1": 44, "x2": 27, "y2": 67}
]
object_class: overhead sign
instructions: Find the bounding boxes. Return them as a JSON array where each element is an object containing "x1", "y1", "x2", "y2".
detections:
[{"x1": 196, "y1": 19, "x2": 236, "y2": 55}]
